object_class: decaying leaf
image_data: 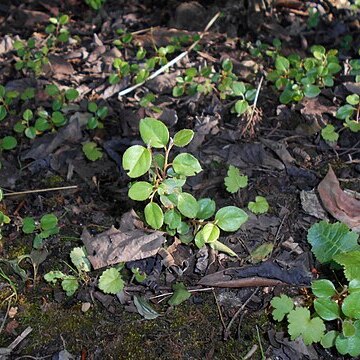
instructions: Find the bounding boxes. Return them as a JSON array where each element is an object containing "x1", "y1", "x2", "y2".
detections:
[
  {"x1": 81, "y1": 211, "x2": 166, "y2": 269},
  {"x1": 318, "y1": 166, "x2": 360, "y2": 232}
]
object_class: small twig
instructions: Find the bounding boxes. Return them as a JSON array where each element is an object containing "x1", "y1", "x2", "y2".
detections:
[
  {"x1": 118, "y1": 12, "x2": 221, "y2": 99},
  {"x1": 0, "y1": 299, "x2": 11, "y2": 335},
  {"x1": 4, "y1": 185, "x2": 78, "y2": 197},
  {"x1": 8, "y1": 326, "x2": 32, "y2": 351},
  {"x1": 224, "y1": 287, "x2": 259, "y2": 340},
  {"x1": 243, "y1": 344, "x2": 259, "y2": 360},
  {"x1": 256, "y1": 325, "x2": 265, "y2": 359},
  {"x1": 212, "y1": 289, "x2": 227, "y2": 331},
  {"x1": 149, "y1": 286, "x2": 214, "y2": 300}
]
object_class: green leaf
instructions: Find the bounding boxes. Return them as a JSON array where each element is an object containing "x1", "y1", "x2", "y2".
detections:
[
  {"x1": 96, "y1": 106, "x2": 108, "y2": 120},
  {"x1": 25, "y1": 127, "x2": 36, "y2": 139},
  {"x1": 173, "y1": 129, "x2": 194, "y2": 147},
  {"x1": 139, "y1": 117, "x2": 169, "y2": 148},
  {"x1": 335, "y1": 320, "x2": 360, "y2": 357},
  {"x1": 232, "y1": 81, "x2": 246, "y2": 96},
  {"x1": 196, "y1": 198, "x2": 216, "y2": 220},
  {"x1": 70, "y1": 247, "x2": 91, "y2": 272},
  {"x1": 177, "y1": 192, "x2": 199, "y2": 218},
  {"x1": 98, "y1": 267, "x2": 125, "y2": 294},
  {"x1": 321, "y1": 124, "x2": 339, "y2": 142},
  {"x1": 222, "y1": 59, "x2": 233, "y2": 72},
  {"x1": 288, "y1": 307, "x2": 325, "y2": 345},
  {"x1": 40, "y1": 214, "x2": 58, "y2": 231},
  {"x1": 248, "y1": 196, "x2": 269, "y2": 214},
  {"x1": 128, "y1": 181, "x2": 153, "y2": 201},
  {"x1": 164, "y1": 209, "x2": 181, "y2": 229},
  {"x1": 234, "y1": 99, "x2": 249, "y2": 115},
  {"x1": 23, "y1": 109, "x2": 33, "y2": 121},
  {"x1": 144, "y1": 202, "x2": 164, "y2": 229},
  {"x1": 346, "y1": 94, "x2": 359, "y2": 105},
  {"x1": 275, "y1": 56, "x2": 290, "y2": 72},
  {"x1": 304, "y1": 84, "x2": 321, "y2": 98},
  {"x1": 65, "y1": 88, "x2": 79, "y2": 101},
  {"x1": 51, "y1": 112, "x2": 66, "y2": 126},
  {"x1": 250, "y1": 243, "x2": 274, "y2": 263},
  {"x1": 172, "y1": 153, "x2": 202, "y2": 176},
  {"x1": 44, "y1": 270, "x2": 66, "y2": 284},
  {"x1": 311, "y1": 45, "x2": 326, "y2": 59},
  {"x1": 197, "y1": 223, "x2": 220, "y2": 244},
  {"x1": 158, "y1": 178, "x2": 185, "y2": 195},
  {"x1": 88, "y1": 102, "x2": 98, "y2": 113},
  {"x1": 349, "y1": 279, "x2": 360, "y2": 293},
  {"x1": 61, "y1": 276, "x2": 79, "y2": 296},
  {"x1": 343, "y1": 320, "x2": 356, "y2": 337},
  {"x1": 1, "y1": 136, "x2": 17, "y2": 150},
  {"x1": 215, "y1": 206, "x2": 248, "y2": 232},
  {"x1": 224, "y1": 165, "x2": 248, "y2": 193},
  {"x1": 82, "y1": 142, "x2": 103, "y2": 161},
  {"x1": 311, "y1": 279, "x2": 336, "y2": 298},
  {"x1": 336, "y1": 104, "x2": 355, "y2": 120},
  {"x1": 35, "y1": 117, "x2": 50, "y2": 132},
  {"x1": 314, "y1": 298, "x2": 340, "y2": 320},
  {"x1": 45, "y1": 84, "x2": 60, "y2": 96},
  {"x1": 209, "y1": 240, "x2": 237, "y2": 257},
  {"x1": 342, "y1": 293, "x2": 360, "y2": 319},
  {"x1": 0, "y1": 105, "x2": 7, "y2": 121},
  {"x1": 22, "y1": 217, "x2": 36, "y2": 234},
  {"x1": 271, "y1": 294, "x2": 294, "y2": 321},
  {"x1": 122, "y1": 145, "x2": 151, "y2": 178},
  {"x1": 59, "y1": 14, "x2": 69, "y2": 25},
  {"x1": 172, "y1": 85, "x2": 184, "y2": 97},
  {"x1": 321, "y1": 330, "x2": 338, "y2": 348},
  {"x1": 168, "y1": 282, "x2": 191, "y2": 306},
  {"x1": 345, "y1": 119, "x2": 360, "y2": 133},
  {"x1": 133, "y1": 295, "x2": 160, "y2": 320},
  {"x1": 307, "y1": 221, "x2": 360, "y2": 264}
]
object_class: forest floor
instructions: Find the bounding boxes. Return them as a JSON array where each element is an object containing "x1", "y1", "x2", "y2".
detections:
[{"x1": 0, "y1": 0, "x2": 359, "y2": 359}]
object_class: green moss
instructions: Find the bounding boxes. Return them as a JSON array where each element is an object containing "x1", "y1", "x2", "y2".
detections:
[{"x1": 42, "y1": 175, "x2": 65, "y2": 187}]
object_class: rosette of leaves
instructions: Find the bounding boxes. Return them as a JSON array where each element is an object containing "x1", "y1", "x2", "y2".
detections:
[
  {"x1": 113, "y1": 28, "x2": 133, "y2": 48},
  {"x1": 267, "y1": 45, "x2": 342, "y2": 104},
  {"x1": 122, "y1": 117, "x2": 248, "y2": 256},
  {"x1": 87, "y1": 102, "x2": 108, "y2": 129},
  {"x1": 45, "y1": 84, "x2": 79, "y2": 112},
  {"x1": 109, "y1": 58, "x2": 135, "y2": 85},
  {"x1": 231, "y1": 81, "x2": 256, "y2": 116},
  {"x1": 13, "y1": 38, "x2": 49, "y2": 76}
]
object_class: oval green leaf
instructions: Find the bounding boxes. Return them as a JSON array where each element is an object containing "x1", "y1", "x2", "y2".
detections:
[
  {"x1": 173, "y1": 129, "x2": 194, "y2": 147},
  {"x1": 200, "y1": 223, "x2": 220, "y2": 243},
  {"x1": 215, "y1": 206, "x2": 248, "y2": 232},
  {"x1": 177, "y1": 192, "x2": 199, "y2": 218},
  {"x1": 122, "y1": 145, "x2": 151, "y2": 178},
  {"x1": 314, "y1": 298, "x2": 340, "y2": 320},
  {"x1": 1, "y1": 136, "x2": 17, "y2": 150},
  {"x1": 172, "y1": 153, "x2": 202, "y2": 176},
  {"x1": 144, "y1": 202, "x2": 164, "y2": 229},
  {"x1": 139, "y1": 117, "x2": 169, "y2": 148},
  {"x1": 196, "y1": 198, "x2": 216, "y2": 220},
  {"x1": 128, "y1": 181, "x2": 153, "y2": 201}
]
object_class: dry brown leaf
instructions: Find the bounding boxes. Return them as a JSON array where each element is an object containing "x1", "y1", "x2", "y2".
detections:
[
  {"x1": 318, "y1": 166, "x2": 360, "y2": 231},
  {"x1": 81, "y1": 210, "x2": 166, "y2": 269}
]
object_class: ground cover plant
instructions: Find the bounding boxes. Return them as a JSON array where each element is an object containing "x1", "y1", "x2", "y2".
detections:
[{"x1": 0, "y1": 1, "x2": 359, "y2": 359}]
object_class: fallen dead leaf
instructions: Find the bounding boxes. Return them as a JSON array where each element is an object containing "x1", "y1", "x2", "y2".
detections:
[{"x1": 318, "y1": 166, "x2": 360, "y2": 232}]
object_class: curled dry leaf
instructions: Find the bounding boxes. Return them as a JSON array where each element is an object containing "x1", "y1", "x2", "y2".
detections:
[{"x1": 318, "y1": 166, "x2": 360, "y2": 232}]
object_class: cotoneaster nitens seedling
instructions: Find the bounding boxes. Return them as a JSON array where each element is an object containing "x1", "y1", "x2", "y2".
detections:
[{"x1": 122, "y1": 117, "x2": 248, "y2": 256}]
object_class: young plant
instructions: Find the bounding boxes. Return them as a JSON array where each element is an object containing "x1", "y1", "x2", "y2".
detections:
[
  {"x1": 13, "y1": 38, "x2": 49, "y2": 76},
  {"x1": 224, "y1": 165, "x2": 248, "y2": 193},
  {"x1": 82, "y1": 141, "x2": 103, "y2": 161},
  {"x1": 336, "y1": 93, "x2": 360, "y2": 133},
  {"x1": 267, "y1": 45, "x2": 342, "y2": 104},
  {"x1": 113, "y1": 28, "x2": 133, "y2": 49},
  {"x1": 44, "y1": 247, "x2": 91, "y2": 296},
  {"x1": 87, "y1": 102, "x2": 108, "y2": 129},
  {"x1": 271, "y1": 221, "x2": 360, "y2": 357},
  {"x1": 22, "y1": 213, "x2": 60, "y2": 249},
  {"x1": 45, "y1": 14, "x2": 70, "y2": 49},
  {"x1": 85, "y1": 0, "x2": 106, "y2": 10},
  {"x1": 248, "y1": 196, "x2": 269, "y2": 214},
  {"x1": 122, "y1": 118, "x2": 248, "y2": 255},
  {"x1": 45, "y1": 84, "x2": 79, "y2": 112},
  {"x1": 0, "y1": 85, "x2": 19, "y2": 121}
]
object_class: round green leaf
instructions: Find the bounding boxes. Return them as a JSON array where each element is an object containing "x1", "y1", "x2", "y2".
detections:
[
  {"x1": 25, "y1": 127, "x2": 36, "y2": 139},
  {"x1": 321, "y1": 124, "x2": 339, "y2": 142},
  {"x1": 22, "y1": 217, "x2": 36, "y2": 234},
  {"x1": 173, "y1": 129, "x2": 194, "y2": 147},
  {"x1": 88, "y1": 102, "x2": 98, "y2": 113},
  {"x1": 98, "y1": 268, "x2": 124, "y2": 294},
  {"x1": 346, "y1": 94, "x2": 359, "y2": 106},
  {"x1": 59, "y1": 14, "x2": 69, "y2": 25},
  {"x1": 65, "y1": 89, "x2": 79, "y2": 101},
  {"x1": 23, "y1": 109, "x2": 33, "y2": 121},
  {"x1": 144, "y1": 202, "x2": 164, "y2": 229},
  {"x1": 196, "y1": 198, "x2": 216, "y2": 220},
  {"x1": 304, "y1": 84, "x2": 321, "y2": 98},
  {"x1": 234, "y1": 99, "x2": 249, "y2": 115},
  {"x1": 51, "y1": 111, "x2": 66, "y2": 126},
  {"x1": 343, "y1": 320, "x2": 356, "y2": 337},
  {"x1": 128, "y1": 181, "x2": 153, "y2": 201},
  {"x1": 35, "y1": 117, "x2": 50, "y2": 132},
  {"x1": 311, "y1": 279, "x2": 336, "y2": 298},
  {"x1": 164, "y1": 209, "x2": 181, "y2": 229},
  {"x1": 215, "y1": 206, "x2": 248, "y2": 232},
  {"x1": 335, "y1": 322, "x2": 360, "y2": 357},
  {"x1": 342, "y1": 293, "x2": 360, "y2": 319},
  {"x1": 349, "y1": 279, "x2": 360, "y2": 293},
  {"x1": 1, "y1": 136, "x2": 17, "y2": 150},
  {"x1": 45, "y1": 84, "x2": 60, "y2": 96},
  {"x1": 122, "y1": 145, "x2": 151, "y2": 178},
  {"x1": 40, "y1": 213, "x2": 58, "y2": 231},
  {"x1": 172, "y1": 153, "x2": 202, "y2": 176},
  {"x1": 199, "y1": 223, "x2": 220, "y2": 243},
  {"x1": 232, "y1": 81, "x2": 246, "y2": 96},
  {"x1": 177, "y1": 192, "x2": 199, "y2": 219},
  {"x1": 314, "y1": 298, "x2": 340, "y2": 320},
  {"x1": 336, "y1": 104, "x2": 355, "y2": 120},
  {"x1": 139, "y1": 117, "x2": 169, "y2": 148}
]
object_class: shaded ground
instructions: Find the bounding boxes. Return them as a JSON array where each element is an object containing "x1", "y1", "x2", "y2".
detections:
[{"x1": 0, "y1": 0, "x2": 359, "y2": 359}]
